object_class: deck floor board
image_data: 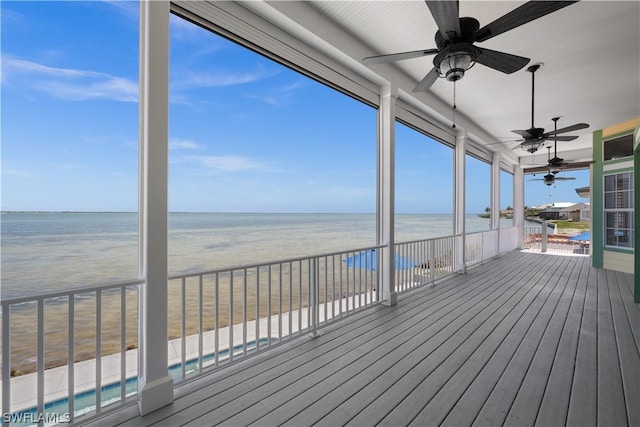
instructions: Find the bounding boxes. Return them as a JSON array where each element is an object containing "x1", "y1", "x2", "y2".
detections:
[{"x1": 83, "y1": 251, "x2": 639, "y2": 427}]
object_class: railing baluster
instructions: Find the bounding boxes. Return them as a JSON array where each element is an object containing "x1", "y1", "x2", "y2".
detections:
[
  {"x1": 267, "y1": 265, "x2": 272, "y2": 346},
  {"x1": 299, "y1": 261, "x2": 303, "y2": 334},
  {"x1": 339, "y1": 254, "x2": 343, "y2": 317},
  {"x1": 309, "y1": 257, "x2": 317, "y2": 338},
  {"x1": 2, "y1": 303, "x2": 10, "y2": 420},
  {"x1": 120, "y1": 287, "x2": 126, "y2": 401},
  {"x1": 95, "y1": 291, "x2": 101, "y2": 412},
  {"x1": 181, "y1": 278, "x2": 186, "y2": 379},
  {"x1": 198, "y1": 275, "x2": 203, "y2": 373},
  {"x1": 324, "y1": 257, "x2": 328, "y2": 324},
  {"x1": 243, "y1": 268, "x2": 247, "y2": 356},
  {"x1": 331, "y1": 256, "x2": 336, "y2": 316},
  {"x1": 229, "y1": 272, "x2": 234, "y2": 362},
  {"x1": 68, "y1": 295, "x2": 75, "y2": 421},
  {"x1": 255, "y1": 267, "x2": 260, "y2": 352},
  {"x1": 37, "y1": 299, "x2": 44, "y2": 418},
  {"x1": 214, "y1": 273, "x2": 219, "y2": 367},
  {"x1": 278, "y1": 264, "x2": 282, "y2": 341}
]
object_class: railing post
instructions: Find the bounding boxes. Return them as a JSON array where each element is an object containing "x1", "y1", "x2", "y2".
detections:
[
  {"x1": 2, "y1": 303, "x2": 11, "y2": 420},
  {"x1": 429, "y1": 239, "x2": 435, "y2": 283},
  {"x1": 309, "y1": 257, "x2": 319, "y2": 338},
  {"x1": 541, "y1": 222, "x2": 548, "y2": 253}
]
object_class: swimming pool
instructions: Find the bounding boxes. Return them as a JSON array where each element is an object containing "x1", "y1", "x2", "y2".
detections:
[{"x1": 13, "y1": 338, "x2": 270, "y2": 425}]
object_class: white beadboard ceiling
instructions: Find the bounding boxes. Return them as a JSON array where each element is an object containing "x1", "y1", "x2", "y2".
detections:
[{"x1": 259, "y1": 0, "x2": 639, "y2": 169}]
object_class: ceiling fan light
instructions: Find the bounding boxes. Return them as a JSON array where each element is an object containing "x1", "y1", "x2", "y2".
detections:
[
  {"x1": 439, "y1": 52, "x2": 474, "y2": 82},
  {"x1": 521, "y1": 140, "x2": 543, "y2": 153}
]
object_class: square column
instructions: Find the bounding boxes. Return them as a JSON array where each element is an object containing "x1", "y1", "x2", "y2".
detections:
[
  {"x1": 491, "y1": 154, "x2": 501, "y2": 230},
  {"x1": 454, "y1": 129, "x2": 466, "y2": 273},
  {"x1": 377, "y1": 83, "x2": 397, "y2": 306},
  {"x1": 138, "y1": 0, "x2": 173, "y2": 415},
  {"x1": 513, "y1": 168, "x2": 525, "y2": 248}
]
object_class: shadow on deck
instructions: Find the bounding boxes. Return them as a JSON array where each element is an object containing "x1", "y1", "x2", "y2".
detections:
[{"x1": 84, "y1": 250, "x2": 639, "y2": 426}]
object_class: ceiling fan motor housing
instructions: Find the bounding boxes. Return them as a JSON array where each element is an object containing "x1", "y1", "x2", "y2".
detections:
[{"x1": 434, "y1": 18, "x2": 481, "y2": 82}]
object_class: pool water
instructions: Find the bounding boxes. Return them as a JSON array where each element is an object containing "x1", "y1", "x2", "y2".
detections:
[{"x1": 14, "y1": 339, "x2": 270, "y2": 426}]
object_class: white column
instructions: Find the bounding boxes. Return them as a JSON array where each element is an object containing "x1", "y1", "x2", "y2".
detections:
[
  {"x1": 138, "y1": 0, "x2": 173, "y2": 415},
  {"x1": 491, "y1": 154, "x2": 501, "y2": 257},
  {"x1": 491, "y1": 154, "x2": 501, "y2": 230},
  {"x1": 454, "y1": 128, "x2": 466, "y2": 273},
  {"x1": 377, "y1": 83, "x2": 397, "y2": 306},
  {"x1": 514, "y1": 168, "x2": 525, "y2": 248}
]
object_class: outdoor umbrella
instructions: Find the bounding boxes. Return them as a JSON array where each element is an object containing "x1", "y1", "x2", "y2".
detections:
[
  {"x1": 343, "y1": 249, "x2": 415, "y2": 271},
  {"x1": 568, "y1": 231, "x2": 590, "y2": 241}
]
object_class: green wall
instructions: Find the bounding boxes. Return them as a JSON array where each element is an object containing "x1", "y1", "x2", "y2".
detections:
[
  {"x1": 592, "y1": 130, "x2": 604, "y2": 268},
  {"x1": 635, "y1": 125, "x2": 639, "y2": 302},
  {"x1": 592, "y1": 126, "x2": 636, "y2": 278}
]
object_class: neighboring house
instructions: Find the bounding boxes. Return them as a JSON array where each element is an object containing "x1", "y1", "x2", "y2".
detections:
[
  {"x1": 559, "y1": 202, "x2": 590, "y2": 222},
  {"x1": 539, "y1": 202, "x2": 577, "y2": 220}
]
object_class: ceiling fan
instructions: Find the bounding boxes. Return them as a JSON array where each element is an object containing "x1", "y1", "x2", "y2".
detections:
[
  {"x1": 523, "y1": 117, "x2": 594, "y2": 174},
  {"x1": 511, "y1": 64, "x2": 589, "y2": 153},
  {"x1": 362, "y1": 1, "x2": 579, "y2": 92},
  {"x1": 529, "y1": 146, "x2": 576, "y2": 186}
]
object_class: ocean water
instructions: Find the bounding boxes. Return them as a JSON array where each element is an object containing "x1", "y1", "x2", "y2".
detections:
[{"x1": 1, "y1": 212, "x2": 505, "y2": 300}]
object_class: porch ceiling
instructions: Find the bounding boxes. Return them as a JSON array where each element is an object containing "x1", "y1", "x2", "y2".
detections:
[{"x1": 263, "y1": 1, "x2": 639, "y2": 170}]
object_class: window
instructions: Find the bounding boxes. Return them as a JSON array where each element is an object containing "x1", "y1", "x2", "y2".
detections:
[
  {"x1": 603, "y1": 134, "x2": 633, "y2": 161},
  {"x1": 604, "y1": 172, "x2": 634, "y2": 248}
]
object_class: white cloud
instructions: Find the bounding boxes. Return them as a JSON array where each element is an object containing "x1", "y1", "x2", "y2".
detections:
[
  {"x1": 182, "y1": 155, "x2": 275, "y2": 173},
  {"x1": 2, "y1": 55, "x2": 138, "y2": 102},
  {"x1": 244, "y1": 79, "x2": 305, "y2": 106},
  {"x1": 169, "y1": 138, "x2": 204, "y2": 150},
  {"x1": 172, "y1": 67, "x2": 277, "y2": 90},
  {"x1": 2, "y1": 169, "x2": 36, "y2": 179}
]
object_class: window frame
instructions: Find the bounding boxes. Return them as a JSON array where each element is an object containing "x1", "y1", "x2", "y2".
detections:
[{"x1": 603, "y1": 171, "x2": 634, "y2": 249}]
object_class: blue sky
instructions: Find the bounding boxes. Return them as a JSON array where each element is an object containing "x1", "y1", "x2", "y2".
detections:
[{"x1": 1, "y1": 1, "x2": 590, "y2": 214}]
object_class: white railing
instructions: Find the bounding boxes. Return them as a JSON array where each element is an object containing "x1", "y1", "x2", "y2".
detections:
[
  {"x1": 524, "y1": 225, "x2": 590, "y2": 255},
  {"x1": 464, "y1": 229, "x2": 499, "y2": 267},
  {"x1": 166, "y1": 244, "x2": 384, "y2": 383},
  {"x1": 0, "y1": 230, "x2": 521, "y2": 424},
  {"x1": 394, "y1": 236, "x2": 456, "y2": 293},
  {"x1": 1, "y1": 280, "x2": 143, "y2": 424},
  {"x1": 524, "y1": 225, "x2": 543, "y2": 251}
]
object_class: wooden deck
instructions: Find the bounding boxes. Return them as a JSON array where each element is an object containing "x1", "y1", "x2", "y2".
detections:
[{"x1": 85, "y1": 251, "x2": 639, "y2": 426}]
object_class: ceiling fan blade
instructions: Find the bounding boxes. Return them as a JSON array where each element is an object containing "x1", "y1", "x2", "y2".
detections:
[
  {"x1": 545, "y1": 122, "x2": 590, "y2": 135},
  {"x1": 413, "y1": 67, "x2": 439, "y2": 92},
  {"x1": 362, "y1": 49, "x2": 439, "y2": 65},
  {"x1": 475, "y1": 48, "x2": 530, "y2": 74},
  {"x1": 551, "y1": 135, "x2": 579, "y2": 142},
  {"x1": 472, "y1": 1, "x2": 578, "y2": 42},
  {"x1": 554, "y1": 177, "x2": 577, "y2": 181},
  {"x1": 511, "y1": 129, "x2": 533, "y2": 137},
  {"x1": 425, "y1": 0, "x2": 460, "y2": 40}
]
